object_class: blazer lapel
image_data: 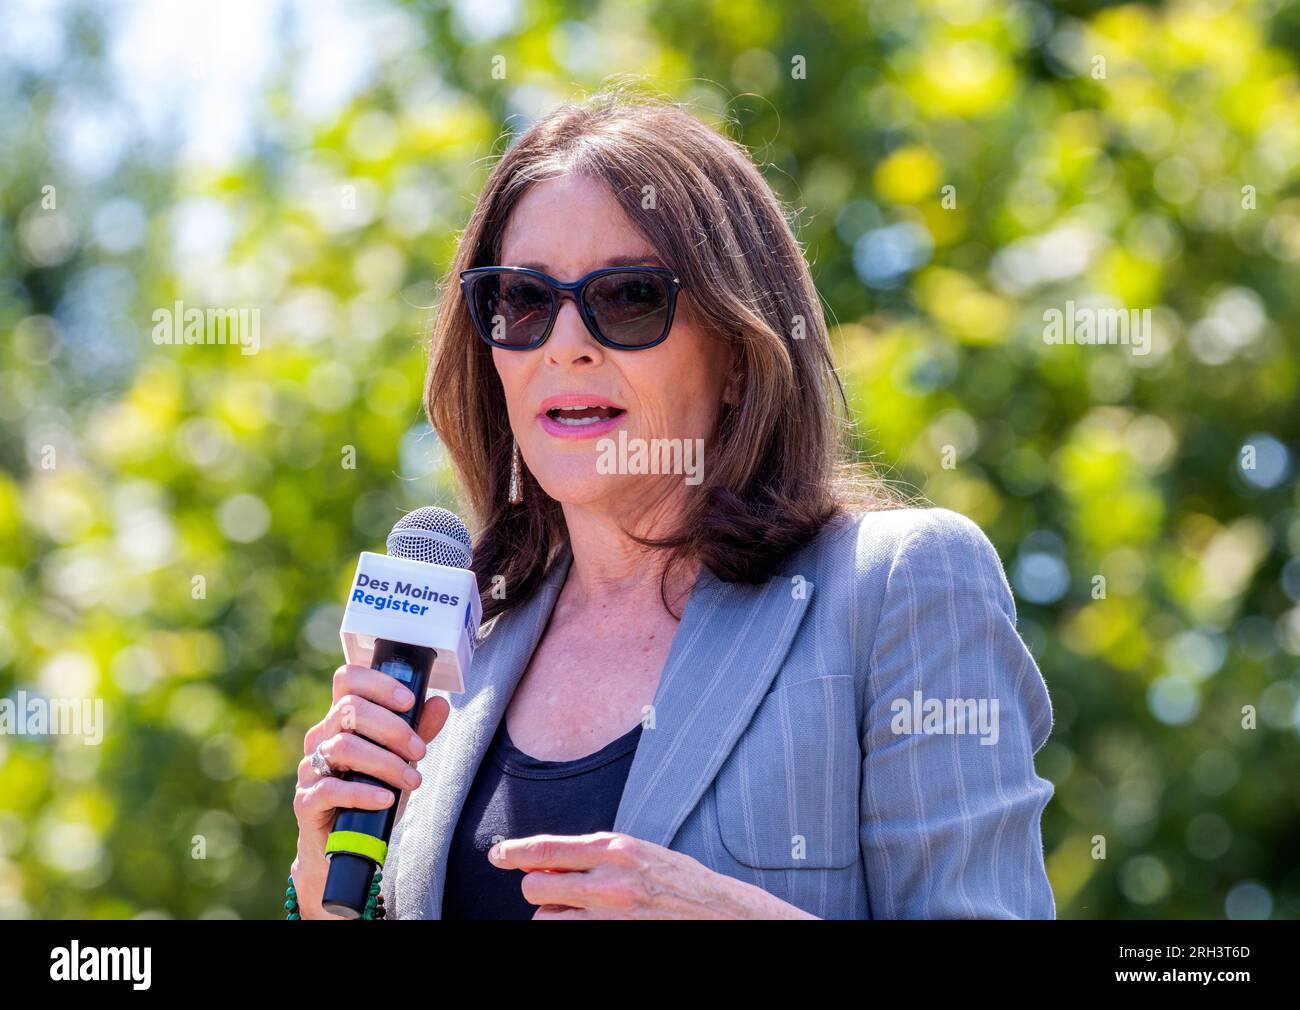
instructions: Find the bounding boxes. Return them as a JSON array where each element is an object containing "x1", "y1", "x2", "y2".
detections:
[
  {"x1": 613, "y1": 566, "x2": 813, "y2": 849},
  {"x1": 405, "y1": 544, "x2": 574, "y2": 918}
]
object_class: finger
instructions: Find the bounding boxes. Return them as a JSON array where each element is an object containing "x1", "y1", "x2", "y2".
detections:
[
  {"x1": 532, "y1": 905, "x2": 591, "y2": 920},
  {"x1": 414, "y1": 693, "x2": 451, "y2": 745},
  {"x1": 519, "y1": 868, "x2": 595, "y2": 909},
  {"x1": 332, "y1": 664, "x2": 419, "y2": 712},
  {"x1": 318, "y1": 733, "x2": 423, "y2": 793},
  {"x1": 305, "y1": 694, "x2": 427, "y2": 766},
  {"x1": 489, "y1": 833, "x2": 611, "y2": 871},
  {"x1": 296, "y1": 776, "x2": 394, "y2": 824}
]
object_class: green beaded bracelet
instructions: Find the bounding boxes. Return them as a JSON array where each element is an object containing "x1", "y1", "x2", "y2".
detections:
[{"x1": 284, "y1": 871, "x2": 386, "y2": 919}]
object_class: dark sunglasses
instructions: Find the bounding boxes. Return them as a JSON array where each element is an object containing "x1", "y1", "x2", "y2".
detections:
[{"x1": 460, "y1": 265, "x2": 683, "y2": 351}]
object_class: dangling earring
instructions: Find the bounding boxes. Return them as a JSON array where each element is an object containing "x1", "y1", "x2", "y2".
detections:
[{"x1": 508, "y1": 438, "x2": 524, "y2": 505}]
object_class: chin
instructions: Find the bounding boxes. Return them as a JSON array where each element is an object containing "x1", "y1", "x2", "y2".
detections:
[{"x1": 532, "y1": 465, "x2": 617, "y2": 506}]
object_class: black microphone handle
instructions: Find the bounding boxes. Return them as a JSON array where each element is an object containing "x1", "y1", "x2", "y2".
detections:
[{"x1": 321, "y1": 639, "x2": 437, "y2": 918}]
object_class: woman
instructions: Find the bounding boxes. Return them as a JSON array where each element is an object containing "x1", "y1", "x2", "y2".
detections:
[{"x1": 291, "y1": 89, "x2": 1056, "y2": 919}]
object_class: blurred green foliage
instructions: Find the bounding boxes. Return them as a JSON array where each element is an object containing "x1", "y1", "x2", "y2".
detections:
[{"x1": 1, "y1": 0, "x2": 1298, "y2": 919}]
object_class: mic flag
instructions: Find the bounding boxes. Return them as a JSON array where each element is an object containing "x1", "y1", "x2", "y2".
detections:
[{"x1": 338, "y1": 506, "x2": 481, "y2": 695}]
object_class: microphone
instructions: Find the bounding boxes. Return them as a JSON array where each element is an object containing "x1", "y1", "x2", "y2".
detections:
[{"x1": 321, "y1": 506, "x2": 480, "y2": 918}]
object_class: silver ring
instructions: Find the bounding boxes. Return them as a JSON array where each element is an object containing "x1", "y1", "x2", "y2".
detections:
[{"x1": 310, "y1": 745, "x2": 335, "y2": 779}]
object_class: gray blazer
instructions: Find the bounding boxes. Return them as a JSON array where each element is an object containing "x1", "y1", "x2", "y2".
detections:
[{"x1": 381, "y1": 506, "x2": 1056, "y2": 918}]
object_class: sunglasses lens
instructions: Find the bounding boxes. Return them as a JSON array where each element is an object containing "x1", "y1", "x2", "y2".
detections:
[
  {"x1": 585, "y1": 271, "x2": 672, "y2": 347},
  {"x1": 471, "y1": 272, "x2": 554, "y2": 347}
]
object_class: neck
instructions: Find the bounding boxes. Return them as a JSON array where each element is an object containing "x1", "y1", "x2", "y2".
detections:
[{"x1": 559, "y1": 485, "x2": 700, "y2": 615}]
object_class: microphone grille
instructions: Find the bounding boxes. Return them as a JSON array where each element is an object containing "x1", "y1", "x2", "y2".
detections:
[{"x1": 386, "y1": 507, "x2": 473, "y2": 568}]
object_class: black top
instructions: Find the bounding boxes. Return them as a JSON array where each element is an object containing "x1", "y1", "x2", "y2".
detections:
[{"x1": 441, "y1": 717, "x2": 643, "y2": 919}]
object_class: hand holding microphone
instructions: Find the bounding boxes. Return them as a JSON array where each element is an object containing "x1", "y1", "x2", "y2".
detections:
[
  {"x1": 291, "y1": 662, "x2": 450, "y2": 919},
  {"x1": 290, "y1": 507, "x2": 479, "y2": 919}
]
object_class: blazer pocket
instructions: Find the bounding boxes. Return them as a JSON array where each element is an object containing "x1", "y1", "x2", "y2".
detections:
[{"x1": 714, "y1": 675, "x2": 860, "y2": 870}]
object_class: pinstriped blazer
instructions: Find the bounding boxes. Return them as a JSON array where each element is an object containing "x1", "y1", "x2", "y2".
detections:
[{"x1": 381, "y1": 506, "x2": 1056, "y2": 919}]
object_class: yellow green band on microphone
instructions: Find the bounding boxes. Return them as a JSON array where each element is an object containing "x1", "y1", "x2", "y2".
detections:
[{"x1": 326, "y1": 830, "x2": 388, "y2": 866}]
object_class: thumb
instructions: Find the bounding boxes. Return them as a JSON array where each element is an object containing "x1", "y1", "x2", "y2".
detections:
[{"x1": 414, "y1": 693, "x2": 451, "y2": 745}]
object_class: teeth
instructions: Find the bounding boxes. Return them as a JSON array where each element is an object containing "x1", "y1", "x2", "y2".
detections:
[{"x1": 546, "y1": 404, "x2": 623, "y2": 427}]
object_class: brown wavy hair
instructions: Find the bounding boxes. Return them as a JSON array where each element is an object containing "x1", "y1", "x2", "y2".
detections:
[{"x1": 424, "y1": 86, "x2": 903, "y2": 622}]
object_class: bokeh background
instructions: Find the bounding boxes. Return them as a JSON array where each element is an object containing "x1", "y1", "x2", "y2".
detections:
[{"x1": 2, "y1": 0, "x2": 1298, "y2": 919}]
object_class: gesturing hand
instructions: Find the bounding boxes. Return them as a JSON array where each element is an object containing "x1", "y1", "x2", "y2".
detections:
[{"x1": 487, "y1": 831, "x2": 819, "y2": 920}]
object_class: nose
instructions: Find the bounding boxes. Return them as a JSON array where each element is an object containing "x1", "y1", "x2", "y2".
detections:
[{"x1": 543, "y1": 296, "x2": 603, "y2": 368}]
